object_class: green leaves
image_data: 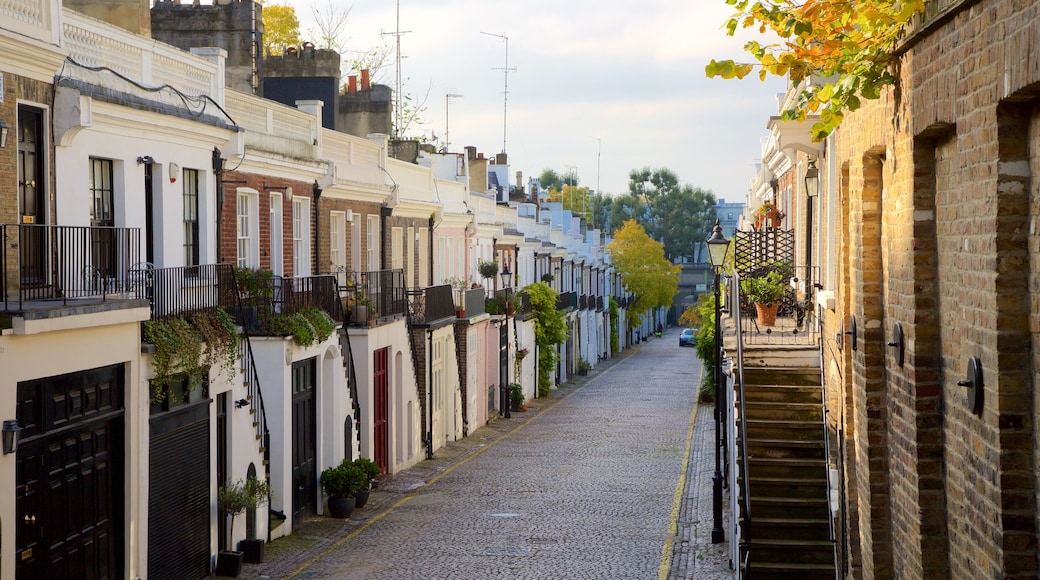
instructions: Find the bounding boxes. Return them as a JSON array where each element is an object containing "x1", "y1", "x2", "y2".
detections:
[{"x1": 706, "y1": 0, "x2": 926, "y2": 139}]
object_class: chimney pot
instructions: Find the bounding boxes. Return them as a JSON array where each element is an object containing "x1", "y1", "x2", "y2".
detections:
[
  {"x1": 348, "y1": 75, "x2": 357, "y2": 94},
  {"x1": 361, "y1": 69, "x2": 370, "y2": 90}
]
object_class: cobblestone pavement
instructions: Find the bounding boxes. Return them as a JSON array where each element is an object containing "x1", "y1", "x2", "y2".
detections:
[{"x1": 233, "y1": 329, "x2": 734, "y2": 580}]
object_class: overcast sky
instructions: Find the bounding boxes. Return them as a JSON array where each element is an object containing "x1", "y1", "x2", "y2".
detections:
[{"x1": 284, "y1": 0, "x2": 786, "y2": 203}]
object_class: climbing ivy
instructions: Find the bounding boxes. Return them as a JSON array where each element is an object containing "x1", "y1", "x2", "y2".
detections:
[{"x1": 524, "y1": 282, "x2": 568, "y2": 396}]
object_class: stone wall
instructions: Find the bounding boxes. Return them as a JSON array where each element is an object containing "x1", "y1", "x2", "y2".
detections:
[{"x1": 829, "y1": 1, "x2": 1040, "y2": 577}]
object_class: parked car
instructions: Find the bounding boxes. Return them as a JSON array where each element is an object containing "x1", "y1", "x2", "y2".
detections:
[{"x1": 679, "y1": 328, "x2": 695, "y2": 347}]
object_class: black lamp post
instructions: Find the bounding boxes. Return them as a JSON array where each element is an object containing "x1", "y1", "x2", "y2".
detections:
[
  {"x1": 500, "y1": 265, "x2": 513, "y2": 418},
  {"x1": 705, "y1": 218, "x2": 730, "y2": 544},
  {"x1": 804, "y1": 159, "x2": 820, "y2": 315}
]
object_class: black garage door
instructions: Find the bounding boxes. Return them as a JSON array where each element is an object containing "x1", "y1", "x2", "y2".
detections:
[{"x1": 15, "y1": 364, "x2": 125, "y2": 580}]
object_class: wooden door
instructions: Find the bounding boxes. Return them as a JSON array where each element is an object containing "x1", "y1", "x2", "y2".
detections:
[
  {"x1": 373, "y1": 347, "x2": 388, "y2": 472},
  {"x1": 291, "y1": 359, "x2": 317, "y2": 528}
]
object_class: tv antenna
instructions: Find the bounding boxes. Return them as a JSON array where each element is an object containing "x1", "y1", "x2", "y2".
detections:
[
  {"x1": 381, "y1": 0, "x2": 410, "y2": 137},
  {"x1": 480, "y1": 31, "x2": 516, "y2": 153},
  {"x1": 445, "y1": 92, "x2": 464, "y2": 151}
]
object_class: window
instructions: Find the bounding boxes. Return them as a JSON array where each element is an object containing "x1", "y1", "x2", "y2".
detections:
[
  {"x1": 366, "y1": 214, "x2": 379, "y2": 271},
  {"x1": 292, "y1": 198, "x2": 310, "y2": 276},
  {"x1": 89, "y1": 158, "x2": 116, "y2": 277},
  {"x1": 330, "y1": 211, "x2": 346, "y2": 286},
  {"x1": 183, "y1": 168, "x2": 199, "y2": 267},
  {"x1": 236, "y1": 190, "x2": 258, "y2": 269},
  {"x1": 391, "y1": 227, "x2": 403, "y2": 271}
]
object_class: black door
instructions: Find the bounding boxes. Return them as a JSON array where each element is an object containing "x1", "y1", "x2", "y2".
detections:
[
  {"x1": 291, "y1": 358, "x2": 317, "y2": 528},
  {"x1": 18, "y1": 106, "x2": 45, "y2": 284},
  {"x1": 15, "y1": 365, "x2": 125, "y2": 580},
  {"x1": 148, "y1": 398, "x2": 210, "y2": 580},
  {"x1": 373, "y1": 347, "x2": 388, "y2": 472}
]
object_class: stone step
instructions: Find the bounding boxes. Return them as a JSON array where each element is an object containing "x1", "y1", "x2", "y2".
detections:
[
  {"x1": 744, "y1": 419, "x2": 824, "y2": 441},
  {"x1": 746, "y1": 560, "x2": 836, "y2": 579},
  {"x1": 746, "y1": 457, "x2": 827, "y2": 479},
  {"x1": 742, "y1": 367, "x2": 822, "y2": 387},
  {"x1": 745, "y1": 438, "x2": 825, "y2": 460},
  {"x1": 749, "y1": 517, "x2": 831, "y2": 541},
  {"x1": 744, "y1": 476, "x2": 828, "y2": 499},
  {"x1": 749, "y1": 496, "x2": 830, "y2": 520},
  {"x1": 742, "y1": 384, "x2": 822, "y2": 404},
  {"x1": 748, "y1": 539, "x2": 835, "y2": 565},
  {"x1": 744, "y1": 401, "x2": 823, "y2": 422}
]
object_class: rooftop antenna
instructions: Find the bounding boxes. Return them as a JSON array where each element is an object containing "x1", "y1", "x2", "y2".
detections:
[
  {"x1": 480, "y1": 31, "x2": 516, "y2": 153},
  {"x1": 381, "y1": 0, "x2": 410, "y2": 137},
  {"x1": 445, "y1": 92, "x2": 464, "y2": 152}
]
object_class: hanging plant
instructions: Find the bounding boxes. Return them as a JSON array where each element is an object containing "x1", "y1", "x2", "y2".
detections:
[
  {"x1": 301, "y1": 307, "x2": 336, "y2": 342},
  {"x1": 268, "y1": 312, "x2": 317, "y2": 346},
  {"x1": 143, "y1": 306, "x2": 238, "y2": 404}
]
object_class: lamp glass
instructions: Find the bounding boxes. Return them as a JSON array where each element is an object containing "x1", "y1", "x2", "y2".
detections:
[
  {"x1": 500, "y1": 268, "x2": 512, "y2": 287},
  {"x1": 2, "y1": 419, "x2": 22, "y2": 454},
  {"x1": 0, "y1": 119, "x2": 8, "y2": 149},
  {"x1": 705, "y1": 220, "x2": 729, "y2": 268},
  {"x1": 804, "y1": 160, "x2": 820, "y2": 198}
]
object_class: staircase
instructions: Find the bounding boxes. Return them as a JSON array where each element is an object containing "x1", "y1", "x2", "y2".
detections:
[{"x1": 737, "y1": 367, "x2": 835, "y2": 579}]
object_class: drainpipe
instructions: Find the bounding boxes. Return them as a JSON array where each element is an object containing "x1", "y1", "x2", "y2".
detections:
[
  {"x1": 312, "y1": 180, "x2": 322, "y2": 275},
  {"x1": 426, "y1": 328, "x2": 434, "y2": 459},
  {"x1": 213, "y1": 148, "x2": 225, "y2": 262}
]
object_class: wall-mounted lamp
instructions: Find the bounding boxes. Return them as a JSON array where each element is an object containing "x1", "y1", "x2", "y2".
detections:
[
  {"x1": 234, "y1": 399, "x2": 249, "y2": 409},
  {"x1": 957, "y1": 356, "x2": 984, "y2": 416},
  {"x1": 804, "y1": 159, "x2": 820, "y2": 198},
  {"x1": 137, "y1": 155, "x2": 155, "y2": 165},
  {"x1": 169, "y1": 162, "x2": 180, "y2": 184},
  {"x1": 285, "y1": 186, "x2": 293, "y2": 202},
  {"x1": 3, "y1": 419, "x2": 23, "y2": 454},
  {"x1": 0, "y1": 118, "x2": 8, "y2": 149}
]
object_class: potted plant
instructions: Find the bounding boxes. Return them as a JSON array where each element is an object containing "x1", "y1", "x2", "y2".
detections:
[
  {"x1": 217, "y1": 477, "x2": 270, "y2": 576},
  {"x1": 352, "y1": 458, "x2": 383, "y2": 508},
  {"x1": 740, "y1": 270, "x2": 787, "y2": 326},
  {"x1": 478, "y1": 259, "x2": 499, "y2": 281},
  {"x1": 577, "y1": 357, "x2": 592, "y2": 376},
  {"x1": 320, "y1": 461, "x2": 366, "y2": 518},
  {"x1": 509, "y1": 383, "x2": 524, "y2": 412},
  {"x1": 237, "y1": 478, "x2": 271, "y2": 563}
]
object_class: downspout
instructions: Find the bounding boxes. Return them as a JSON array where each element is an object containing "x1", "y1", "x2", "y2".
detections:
[
  {"x1": 380, "y1": 205, "x2": 392, "y2": 270},
  {"x1": 213, "y1": 148, "x2": 225, "y2": 262},
  {"x1": 312, "y1": 180, "x2": 322, "y2": 275},
  {"x1": 426, "y1": 328, "x2": 434, "y2": 459}
]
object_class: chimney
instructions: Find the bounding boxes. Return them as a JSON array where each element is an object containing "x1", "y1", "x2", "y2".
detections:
[
  {"x1": 477, "y1": 152, "x2": 485, "y2": 160},
  {"x1": 516, "y1": 171, "x2": 523, "y2": 190},
  {"x1": 496, "y1": 152, "x2": 508, "y2": 165},
  {"x1": 465, "y1": 145, "x2": 477, "y2": 160},
  {"x1": 347, "y1": 75, "x2": 357, "y2": 94},
  {"x1": 360, "y1": 69, "x2": 370, "y2": 90}
]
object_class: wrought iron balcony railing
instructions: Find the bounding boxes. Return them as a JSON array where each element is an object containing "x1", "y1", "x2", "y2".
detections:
[
  {"x1": 2, "y1": 224, "x2": 141, "y2": 310},
  {"x1": 406, "y1": 284, "x2": 455, "y2": 325},
  {"x1": 340, "y1": 269, "x2": 406, "y2": 326},
  {"x1": 556, "y1": 291, "x2": 577, "y2": 311}
]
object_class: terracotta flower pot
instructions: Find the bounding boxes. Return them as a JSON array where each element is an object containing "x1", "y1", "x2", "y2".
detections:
[{"x1": 756, "y1": 302, "x2": 780, "y2": 326}]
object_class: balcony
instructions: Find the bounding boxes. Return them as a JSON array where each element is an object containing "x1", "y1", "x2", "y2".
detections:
[
  {"x1": 340, "y1": 269, "x2": 406, "y2": 327},
  {"x1": 406, "y1": 284, "x2": 455, "y2": 326},
  {"x1": 231, "y1": 271, "x2": 342, "y2": 335},
  {"x1": 556, "y1": 291, "x2": 577, "y2": 312},
  {"x1": 2, "y1": 224, "x2": 145, "y2": 316}
]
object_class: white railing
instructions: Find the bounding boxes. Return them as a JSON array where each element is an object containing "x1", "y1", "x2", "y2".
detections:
[
  {"x1": 0, "y1": 0, "x2": 58, "y2": 45},
  {"x1": 62, "y1": 10, "x2": 216, "y2": 99}
]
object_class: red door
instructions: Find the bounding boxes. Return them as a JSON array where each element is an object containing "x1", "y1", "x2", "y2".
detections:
[{"x1": 373, "y1": 347, "x2": 389, "y2": 472}]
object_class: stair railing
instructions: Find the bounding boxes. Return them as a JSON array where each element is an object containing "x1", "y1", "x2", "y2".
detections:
[
  {"x1": 818, "y1": 330, "x2": 840, "y2": 579},
  {"x1": 731, "y1": 271, "x2": 753, "y2": 578}
]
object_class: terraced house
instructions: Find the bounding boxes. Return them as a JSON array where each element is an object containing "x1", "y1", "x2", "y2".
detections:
[{"x1": 0, "y1": 1, "x2": 624, "y2": 578}]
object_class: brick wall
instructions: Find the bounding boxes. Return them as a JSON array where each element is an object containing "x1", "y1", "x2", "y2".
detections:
[{"x1": 828, "y1": 1, "x2": 1040, "y2": 577}]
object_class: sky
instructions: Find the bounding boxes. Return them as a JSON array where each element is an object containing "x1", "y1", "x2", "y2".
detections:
[{"x1": 284, "y1": 0, "x2": 787, "y2": 203}]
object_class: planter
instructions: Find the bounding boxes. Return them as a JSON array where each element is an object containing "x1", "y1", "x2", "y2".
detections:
[
  {"x1": 237, "y1": 538, "x2": 265, "y2": 564},
  {"x1": 327, "y1": 495, "x2": 356, "y2": 519},
  {"x1": 354, "y1": 488, "x2": 371, "y2": 509},
  {"x1": 215, "y1": 550, "x2": 244, "y2": 577},
  {"x1": 755, "y1": 302, "x2": 780, "y2": 326}
]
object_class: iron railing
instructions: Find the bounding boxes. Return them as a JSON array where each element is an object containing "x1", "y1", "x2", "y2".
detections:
[
  {"x1": 232, "y1": 273, "x2": 341, "y2": 334},
  {"x1": 557, "y1": 291, "x2": 577, "y2": 311},
  {"x1": 2, "y1": 224, "x2": 141, "y2": 310},
  {"x1": 736, "y1": 265, "x2": 820, "y2": 346},
  {"x1": 134, "y1": 263, "x2": 236, "y2": 319},
  {"x1": 406, "y1": 284, "x2": 455, "y2": 325},
  {"x1": 730, "y1": 272, "x2": 753, "y2": 578},
  {"x1": 341, "y1": 269, "x2": 406, "y2": 326}
]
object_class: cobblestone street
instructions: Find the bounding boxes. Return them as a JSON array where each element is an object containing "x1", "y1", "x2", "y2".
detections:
[{"x1": 238, "y1": 329, "x2": 732, "y2": 580}]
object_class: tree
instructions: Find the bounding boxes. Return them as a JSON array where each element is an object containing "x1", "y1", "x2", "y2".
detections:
[
  {"x1": 538, "y1": 168, "x2": 564, "y2": 193},
  {"x1": 608, "y1": 220, "x2": 681, "y2": 328},
  {"x1": 309, "y1": 2, "x2": 352, "y2": 52},
  {"x1": 262, "y1": 4, "x2": 302, "y2": 57},
  {"x1": 625, "y1": 168, "x2": 717, "y2": 261},
  {"x1": 705, "y1": 0, "x2": 927, "y2": 140}
]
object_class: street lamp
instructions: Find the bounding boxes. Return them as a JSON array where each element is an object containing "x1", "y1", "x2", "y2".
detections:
[
  {"x1": 705, "y1": 218, "x2": 730, "y2": 544},
  {"x1": 500, "y1": 264, "x2": 513, "y2": 418},
  {"x1": 804, "y1": 159, "x2": 820, "y2": 323}
]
